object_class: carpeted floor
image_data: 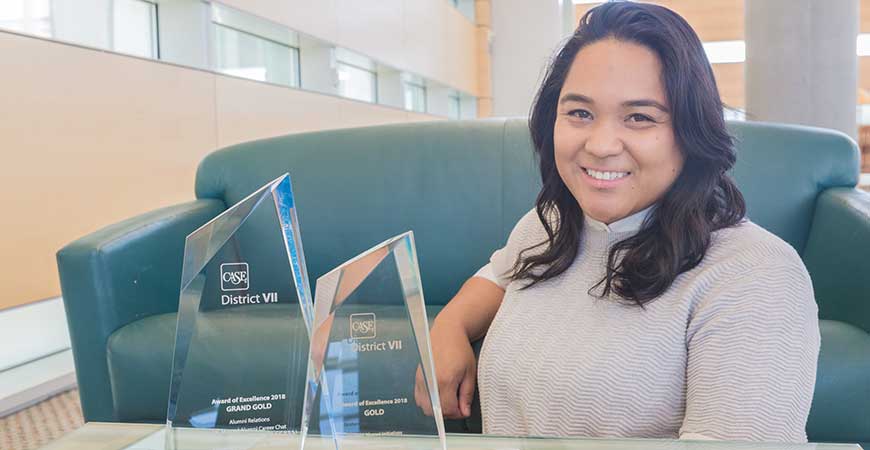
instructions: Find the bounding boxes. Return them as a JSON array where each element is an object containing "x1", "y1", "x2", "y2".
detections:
[{"x1": 0, "y1": 389, "x2": 84, "y2": 450}]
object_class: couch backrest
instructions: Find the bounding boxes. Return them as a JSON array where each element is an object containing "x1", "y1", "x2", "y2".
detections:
[
  {"x1": 728, "y1": 121, "x2": 858, "y2": 251},
  {"x1": 195, "y1": 118, "x2": 859, "y2": 306}
]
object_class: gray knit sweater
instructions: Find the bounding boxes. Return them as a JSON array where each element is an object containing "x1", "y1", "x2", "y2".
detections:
[{"x1": 476, "y1": 208, "x2": 820, "y2": 442}]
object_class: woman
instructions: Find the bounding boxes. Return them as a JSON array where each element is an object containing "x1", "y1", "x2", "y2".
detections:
[{"x1": 416, "y1": 1, "x2": 820, "y2": 443}]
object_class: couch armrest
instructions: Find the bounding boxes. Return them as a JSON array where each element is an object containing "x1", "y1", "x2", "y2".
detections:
[
  {"x1": 802, "y1": 188, "x2": 870, "y2": 333},
  {"x1": 56, "y1": 199, "x2": 225, "y2": 421}
]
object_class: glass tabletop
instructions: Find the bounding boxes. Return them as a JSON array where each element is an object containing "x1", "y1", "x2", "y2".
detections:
[{"x1": 39, "y1": 423, "x2": 863, "y2": 450}]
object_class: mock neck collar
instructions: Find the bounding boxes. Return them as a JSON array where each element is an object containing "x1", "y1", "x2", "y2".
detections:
[{"x1": 584, "y1": 205, "x2": 655, "y2": 234}]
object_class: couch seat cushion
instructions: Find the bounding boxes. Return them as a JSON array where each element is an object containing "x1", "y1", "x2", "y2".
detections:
[{"x1": 106, "y1": 305, "x2": 456, "y2": 428}]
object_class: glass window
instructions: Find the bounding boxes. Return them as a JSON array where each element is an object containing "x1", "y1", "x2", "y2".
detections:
[
  {"x1": 402, "y1": 74, "x2": 426, "y2": 113},
  {"x1": 212, "y1": 3, "x2": 300, "y2": 87},
  {"x1": 857, "y1": 105, "x2": 870, "y2": 125},
  {"x1": 212, "y1": 3, "x2": 297, "y2": 47},
  {"x1": 113, "y1": 0, "x2": 158, "y2": 59},
  {"x1": 459, "y1": 93, "x2": 477, "y2": 119},
  {"x1": 0, "y1": 0, "x2": 52, "y2": 38},
  {"x1": 448, "y1": 91, "x2": 461, "y2": 120},
  {"x1": 448, "y1": 0, "x2": 475, "y2": 22},
  {"x1": 404, "y1": 83, "x2": 426, "y2": 112},
  {"x1": 724, "y1": 107, "x2": 746, "y2": 121},
  {"x1": 702, "y1": 40, "x2": 745, "y2": 64},
  {"x1": 334, "y1": 47, "x2": 375, "y2": 71},
  {"x1": 214, "y1": 24, "x2": 300, "y2": 87},
  {"x1": 336, "y1": 48, "x2": 377, "y2": 103},
  {"x1": 337, "y1": 63, "x2": 377, "y2": 103},
  {"x1": 858, "y1": 34, "x2": 870, "y2": 56}
]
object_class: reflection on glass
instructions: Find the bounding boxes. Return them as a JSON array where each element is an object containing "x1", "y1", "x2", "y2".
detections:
[
  {"x1": 214, "y1": 24, "x2": 300, "y2": 87},
  {"x1": 337, "y1": 63, "x2": 377, "y2": 103},
  {"x1": 0, "y1": 0, "x2": 51, "y2": 37},
  {"x1": 300, "y1": 232, "x2": 446, "y2": 450},
  {"x1": 0, "y1": 0, "x2": 158, "y2": 57},
  {"x1": 211, "y1": 2, "x2": 300, "y2": 88},
  {"x1": 113, "y1": 0, "x2": 158, "y2": 58},
  {"x1": 858, "y1": 105, "x2": 870, "y2": 125},
  {"x1": 336, "y1": 48, "x2": 377, "y2": 103},
  {"x1": 403, "y1": 74, "x2": 426, "y2": 113},
  {"x1": 448, "y1": 91, "x2": 461, "y2": 120},
  {"x1": 459, "y1": 92, "x2": 477, "y2": 120},
  {"x1": 724, "y1": 107, "x2": 746, "y2": 121}
]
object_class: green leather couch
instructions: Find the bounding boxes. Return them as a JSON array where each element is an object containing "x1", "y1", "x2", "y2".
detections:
[{"x1": 57, "y1": 118, "x2": 870, "y2": 445}]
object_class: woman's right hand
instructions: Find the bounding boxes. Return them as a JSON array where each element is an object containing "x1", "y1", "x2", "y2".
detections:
[
  {"x1": 414, "y1": 321, "x2": 477, "y2": 419},
  {"x1": 413, "y1": 275, "x2": 505, "y2": 419}
]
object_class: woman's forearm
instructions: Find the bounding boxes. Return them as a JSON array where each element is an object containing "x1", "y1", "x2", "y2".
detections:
[{"x1": 433, "y1": 276, "x2": 505, "y2": 342}]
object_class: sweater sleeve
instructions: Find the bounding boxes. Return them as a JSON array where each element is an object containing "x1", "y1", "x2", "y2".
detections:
[
  {"x1": 483, "y1": 208, "x2": 547, "y2": 289},
  {"x1": 473, "y1": 263, "x2": 507, "y2": 289},
  {"x1": 680, "y1": 244, "x2": 820, "y2": 443}
]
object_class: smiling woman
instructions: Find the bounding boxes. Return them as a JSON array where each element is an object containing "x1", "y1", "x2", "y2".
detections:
[{"x1": 419, "y1": 1, "x2": 820, "y2": 444}]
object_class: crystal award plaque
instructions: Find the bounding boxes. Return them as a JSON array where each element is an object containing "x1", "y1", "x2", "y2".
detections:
[
  {"x1": 300, "y1": 232, "x2": 447, "y2": 450},
  {"x1": 166, "y1": 174, "x2": 313, "y2": 435}
]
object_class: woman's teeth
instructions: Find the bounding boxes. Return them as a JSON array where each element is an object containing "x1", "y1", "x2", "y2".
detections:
[{"x1": 584, "y1": 168, "x2": 629, "y2": 181}]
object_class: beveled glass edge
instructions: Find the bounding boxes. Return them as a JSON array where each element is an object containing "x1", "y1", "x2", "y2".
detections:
[
  {"x1": 391, "y1": 232, "x2": 447, "y2": 450},
  {"x1": 271, "y1": 173, "x2": 315, "y2": 333}
]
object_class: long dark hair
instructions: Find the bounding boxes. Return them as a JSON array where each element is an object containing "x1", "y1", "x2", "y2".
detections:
[{"x1": 513, "y1": 1, "x2": 746, "y2": 306}]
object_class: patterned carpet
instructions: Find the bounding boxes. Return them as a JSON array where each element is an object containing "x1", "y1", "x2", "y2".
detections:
[{"x1": 0, "y1": 389, "x2": 84, "y2": 450}]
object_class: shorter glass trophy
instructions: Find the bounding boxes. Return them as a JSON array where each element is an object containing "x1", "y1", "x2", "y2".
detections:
[
  {"x1": 166, "y1": 174, "x2": 313, "y2": 441},
  {"x1": 300, "y1": 232, "x2": 446, "y2": 450}
]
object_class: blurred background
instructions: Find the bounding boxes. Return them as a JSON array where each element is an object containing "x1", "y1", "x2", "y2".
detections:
[{"x1": 0, "y1": 0, "x2": 868, "y2": 446}]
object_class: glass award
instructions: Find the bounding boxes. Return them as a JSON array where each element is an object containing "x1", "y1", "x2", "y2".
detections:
[
  {"x1": 300, "y1": 232, "x2": 447, "y2": 450},
  {"x1": 166, "y1": 174, "x2": 314, "y2": 439}
]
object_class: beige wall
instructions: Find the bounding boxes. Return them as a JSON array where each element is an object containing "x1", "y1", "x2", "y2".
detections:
[
  {"x1": 0, "y1": 31, "x2": 440, "y2": 310},
  {"x1": 861, "y1": 0, "x2": 870, "y2": 96},
  {"x1": 475, "y1": 0, "x2": 493, "y2": 117},
  {"x1": 653, "y1": 0, "x2": 743, "y2": 42},
  {"x1": 217, "y1": 0, "x2": 479, "y2": 96},
  {"x1": 574, "y1": 1, "x2": 743, "y2": 41},
  {"x1": 712, "y1": 63, "x2": 745, "y2": 111},
  {"x1": 575, "y1": 1, "x2": 745, "y2": 108},
  {"x1": 659, "y1": 0, "x2": 745, "y2": 110}
]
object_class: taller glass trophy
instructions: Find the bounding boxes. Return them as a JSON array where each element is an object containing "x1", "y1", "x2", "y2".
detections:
[
  {"x1": 300, "y1": 232, "x2": 447, "y2": 450},
  {"x1": 166, "y1": 174, "x2": 313, "y2": 440}
]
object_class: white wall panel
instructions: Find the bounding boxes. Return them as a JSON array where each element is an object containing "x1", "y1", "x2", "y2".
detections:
[
  {"x1": 51, "y1": 0, "x2": 111, "y2": 49},
  {"x1": 217, "y1": 0, "x2": 340, "y2": 45},
  {"x1": 403, "y1": 0, "x2": 448, "y2": 87},
  {"x1": 490, "y1": 0, "x2": 562, "y2": 116},
  {"x1": 336, "y1": 0, "x2": 405, "y2": 71},
  {"x1": 216, "y1": 0, "x2": 478, "y2": 96}
]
